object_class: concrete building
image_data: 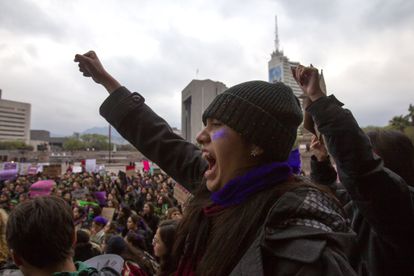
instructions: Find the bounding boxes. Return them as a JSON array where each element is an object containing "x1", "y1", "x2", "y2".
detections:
[
  {"x1": 0, "y1": 89, "x2": 31, "y2": 144},
  {"x1": 181, "y1": 79, "x2": 227, "y2": 143},
  {"x1": 268, "y1": 16, "x2": 327, "y2": 102}
]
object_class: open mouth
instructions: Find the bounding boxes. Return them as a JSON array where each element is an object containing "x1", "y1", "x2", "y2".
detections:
[{"x1": 203, "y1": 152, "x2": 217, "y2": 178}]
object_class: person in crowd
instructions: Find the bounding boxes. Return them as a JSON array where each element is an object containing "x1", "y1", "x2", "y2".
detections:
[
  {"x1": 90, "y1": 215, "x2": 108, "y2": 246},
  {"x1": 165, "y1": 208, "x2": 182, "y2": 221},
  {"x1": 154, "y1": 195, "x2": 173, "y2": 218},
  {"x1": 0, "y1": 209, "x2": 10, "y2": 268},
  {"x1": 153, "y1": 220, "x2": 178, "y2": 276},
  {"x1": 0, "y1": 193, "x2": 10, "y2": 212},
  {"x1": 105, "y1": 235, "x2": 155, "y2": 276},
  {"x1": 74, "y1": 229, "x2": 101, "y2": 262},
  {"x1": 104, "y1": 221, "x2": 119, "y2": 237},
  {"x1": 73, "y1": 206, "x2": 87, "y2": 230},
  {"x1": 125, "y1": 231, "x2": 147, "y2": 252},
  {"x1": 74, "y1": 51, "x2": 357, "y2": 275},
  {"x1": 141, "y1": 202, "x2": 160, "y2": 234},
  {"x1": 294, "y1": 65, "x2": 414, "y2": 276},
  {"x1": 127, "y1": 214, "x2": 153, "y2": 253},
  {"x1": 6, "y1": 196, "x2": 118, "y2": 275},
  {"x1": 116, "y1": 205, "x2": 132, "y2": 236}
]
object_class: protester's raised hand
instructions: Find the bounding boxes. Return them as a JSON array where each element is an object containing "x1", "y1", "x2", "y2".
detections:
[
  {"x1": 293, "y1": 65, "x2": 325, "y2": 102},
  {"x1": 74, "y1": 51, "x2": 120, "y2": 93},
  {"x1": 310, "y1": 135, "x2": 328, "y2": 162}
]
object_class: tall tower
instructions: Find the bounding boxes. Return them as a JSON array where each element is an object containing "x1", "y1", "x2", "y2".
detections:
[{"x1": 268, "y1": 16, "x2": 302, "y2": 99}]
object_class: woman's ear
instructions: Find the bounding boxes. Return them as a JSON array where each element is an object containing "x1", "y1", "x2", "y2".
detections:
[{"x1": 250, "y1": 145, "x2": 264, "y2": 157}]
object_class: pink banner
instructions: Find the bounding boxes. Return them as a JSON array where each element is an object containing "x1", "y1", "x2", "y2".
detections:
[{"x1": 142, "y1": 160, "x2": 150, "y2": 172}]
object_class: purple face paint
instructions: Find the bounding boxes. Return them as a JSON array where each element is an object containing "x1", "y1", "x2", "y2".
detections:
[{"x1": 212, "y1": 129, "x2": 226, "y2": 141}]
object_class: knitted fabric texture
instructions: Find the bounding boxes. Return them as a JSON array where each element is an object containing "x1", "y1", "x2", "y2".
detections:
[{"x1": 202, "y1": 81, "x2": 303, "y2": 161}]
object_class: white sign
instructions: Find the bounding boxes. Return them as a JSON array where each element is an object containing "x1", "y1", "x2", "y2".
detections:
[
  {"x1": 84, "y1": 254, "x2": 124, "y2": 274},
  {"x1": 85, "y1": 159, "x2": 96, "y2": 173}
]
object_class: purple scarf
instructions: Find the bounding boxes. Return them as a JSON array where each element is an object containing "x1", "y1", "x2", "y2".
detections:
[{"x1": 210, "y1": 162, "x2": 293, "y2": 208}]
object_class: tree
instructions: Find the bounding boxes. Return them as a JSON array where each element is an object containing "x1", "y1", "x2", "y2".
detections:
[
  {"x1": 0, "y1": 141, "x2": 33, "y2": 150},
  {"x1": 80, "y1": 134, "x2": 111, "y2": 151},
  {"x1": 389, "y1": 115, "x2": 410, "y2": 132},
  {"x1": 408, "y1": 104, "x2": 414, "y2": 126},
  {"x1": 63, "y1": 138, "x2": 85, "y2": 151}
]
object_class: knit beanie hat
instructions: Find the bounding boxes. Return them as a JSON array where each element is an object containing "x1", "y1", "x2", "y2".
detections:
[
  {"x1": 202, "y1": 81, "x2": 302, "y2": 161},
  {"x1": 93, "y1": 216, "x2": 108, "y2": 226}
]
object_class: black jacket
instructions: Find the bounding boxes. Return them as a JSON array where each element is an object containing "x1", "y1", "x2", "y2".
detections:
[
  {"x1": 307, "y1": 95, "x2": 414, "y2": 276},
  {"x1": 100, "y1": 87, "x2": 357, "y2": 275}
]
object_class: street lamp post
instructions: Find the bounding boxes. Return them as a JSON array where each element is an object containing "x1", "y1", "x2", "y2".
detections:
[{"x1": 108, "y1": 124, "x2": 112, "y2": 163}]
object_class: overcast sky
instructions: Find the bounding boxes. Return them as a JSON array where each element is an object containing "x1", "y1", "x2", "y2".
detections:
[{"x1": 0, "y1": 0, "x2": 413, "y2": 136}]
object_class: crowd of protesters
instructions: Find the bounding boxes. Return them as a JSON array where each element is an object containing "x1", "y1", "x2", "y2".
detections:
[{"x1": 0, "y1": 169, "x2": 183, "y2": 275}]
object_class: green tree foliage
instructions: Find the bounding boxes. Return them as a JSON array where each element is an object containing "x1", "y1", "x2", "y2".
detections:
[
  {"x1": 389, "y1": 115, "x2": 410, "y2": 132},
  {"x1": 80, "y1": 134, "x2": 111, "y2": 151},
  {"x1": 408, "y1": 104, "x2": 414, "y2": 126},
  {"x1": 117, "y1": 143, "x2": 136, "y2": 151},
  {"x1": 0, "y1": 141, "x2": 33, "y2": 150},
  {"x1": 387, "y1": 104, "x2": 414, "y2": 144},
  {"x1": 63, "y1": 138, "x2": 85, "y2": 151}
]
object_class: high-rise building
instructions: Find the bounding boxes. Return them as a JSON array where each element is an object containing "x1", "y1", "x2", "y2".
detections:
[
  {"x1": 0, "y1": 90, "x2": 31, "y2": 144},
  {"x1": 268, "y1": 16, "x2": 303, "y2": 100},
  {"x1": 181, "y1": 79, "x2": 227, "y2": 143}
]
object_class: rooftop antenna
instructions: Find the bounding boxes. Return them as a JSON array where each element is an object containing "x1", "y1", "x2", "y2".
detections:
[{"x1": 274, "y1": 15, "x2": 280, "y2": 52}]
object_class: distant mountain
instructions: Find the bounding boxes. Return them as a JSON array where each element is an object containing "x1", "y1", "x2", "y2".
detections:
[{"x1": 82, "y1": 126, "x2": 128, "y2": 144}]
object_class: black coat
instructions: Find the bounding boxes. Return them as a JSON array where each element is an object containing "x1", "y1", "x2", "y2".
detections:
[
  {"x1": 307, "y1": 95, "x2": 414, "y2": 276},
  {"x1": 100, "y1": 87, "x2": 357, "y2": 275}
]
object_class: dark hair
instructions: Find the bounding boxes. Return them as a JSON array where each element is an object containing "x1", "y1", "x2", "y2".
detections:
[
  {"x1": 6, "y1": 196, "x2": 75, "y2": 268},
  {"x1": 367, "y1": 129, "x2": 414, "y2": 186},
  {"x1": 144, "y1": 202, "x2": 155, "y2": 215},
  {"x1": 166, "y1": 207, "x2": 181, "y2": 220},
  {"x1": 106, "y1": 235, "x2": 155, "y2": 275},
  {"x1": 157, "y1": 220, "x2": 178, "y2": 276},
  {"x1": 172, "y1": 177, "x2": 322, "y2": 275},
  {"x1": 129, "y1": 213, "x2": 141, "y2": 226},
  {"x1": 74, "y1": 230, "x2": 100, "y2": 262},
  {"x1": 126, "y1": 231, "x2": 147, "y2": 251}
]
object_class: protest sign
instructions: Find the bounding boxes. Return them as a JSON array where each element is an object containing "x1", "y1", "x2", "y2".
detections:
[
  {"x1": 71, "y1": 188, "x2": 89, "y2": 200},
  {"x1": 84, "y1": 254, "x2": 124, "y2": 274},
  {"x1": 0, "y1": 162, "x2": 18, "y2": 181},
  {"x1": 19, "y1": 163, "x2": 31, "y2": 175},
  {"x1": 43, "y1": 164, "x2": 62, "y2": 177},
  {"x1": 101, "y1": 207, "x2": 116, "y2": 222},
  {"x1": 142, "y1": 160, "x2": 150, "y2": 172},
  {"x1": 126, "y1": 164, "x2": 136, "y2": 177},
  {"x1": 173, "y1": 183, "x2": 192, "y2": 205},
  {"x1": 85, "y1": 159, "x2": 96, "y2": 173},
  {"x1": 27, "y1": 165, "x2": 39, "y2": 175},
  {"x1": 72, "y1": 166, "x2": 82, "y2": 173}
]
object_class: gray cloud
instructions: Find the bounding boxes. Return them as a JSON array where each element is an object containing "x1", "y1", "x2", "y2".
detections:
[
  {"x1": 0, "y1": 0, "x2": 63, "y2": 38},
  {"x1": 1, "y1": 0, "x2": 413, "y2": 136},
  {"x1": 363, "y1": 0, "x2": 414, "y2": 29}
]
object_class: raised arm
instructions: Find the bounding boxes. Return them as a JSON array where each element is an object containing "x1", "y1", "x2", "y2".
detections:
[
  {"x1": 294, "y1": 65, "x2": 414, "y2": 244},
  {"x1": 74, "y1": 51, "x2": 207, "y2": 191}
]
